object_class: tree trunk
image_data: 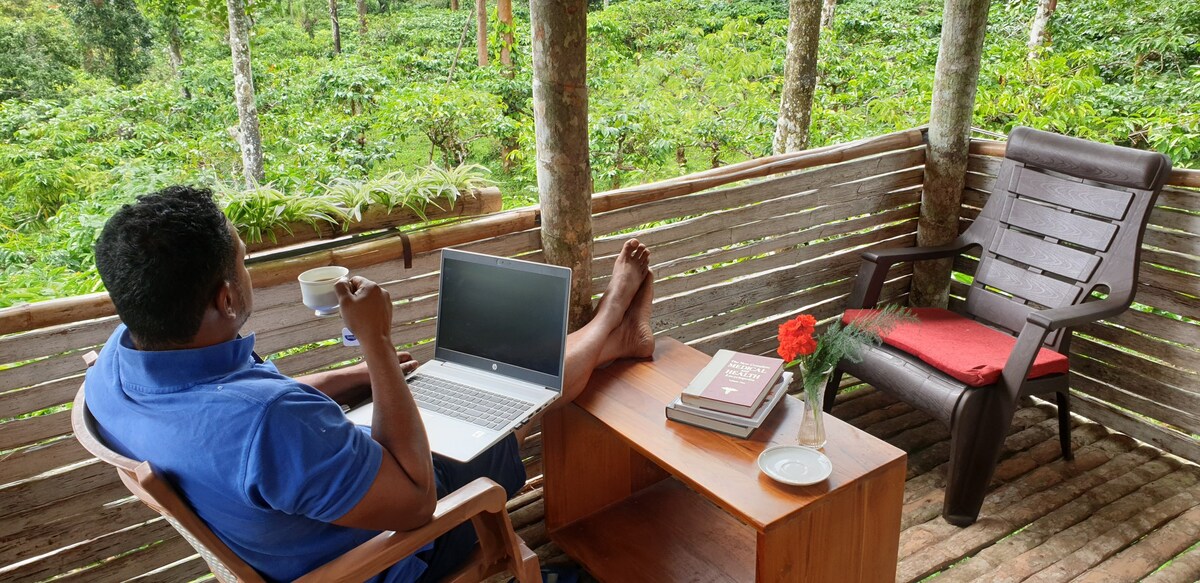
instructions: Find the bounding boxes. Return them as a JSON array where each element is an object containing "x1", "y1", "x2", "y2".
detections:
[
  {"x1": 498, "y1": 0, "x2": 513, "y2": 69},
  {"x1": 226, "y1": 0, "x2": 264, "y2": 184},
  {"x1": 451, "y1": 0, "x2": 459, "y2": 10},
  {"x1": 773, "y1": 0, "x2": 823, "y2": 154},
  {"x1": 329, "y1": 0, "x2": 341, "y2": 54},
  {"x1": 166, "y1": 24, "x2": 190, "y2": 99},
  {"x1": 1027, "y1": 0, "x2": 1056, "y2": 59},
  {"x1": 913, "y1": 0, "x2": 991, "y2": 308},
  {"x1": 531, "y1": 0, "x2": 593, "y2": 329},
  {"x1": 476, "y1": 0, "x2": 488, "y2": 66},
  {"x1": 820, "y1": 0, "x2": 836, "y2": 28},
  {"x1": 356, "y1": 0, "x2": 367, "y2": 35}
]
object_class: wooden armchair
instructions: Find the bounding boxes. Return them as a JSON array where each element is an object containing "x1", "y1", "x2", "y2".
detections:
[
  {"x1": 71, "y1": 385, "x2": 540, "y2": 582},
  {"x1": 825, "y1": 126, "x2": 1172, "y2": 526}
]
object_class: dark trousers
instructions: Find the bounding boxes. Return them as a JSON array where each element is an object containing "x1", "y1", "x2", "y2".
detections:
[{"x1": 414, "y1": 434, "x2": 526, "y2": 583}]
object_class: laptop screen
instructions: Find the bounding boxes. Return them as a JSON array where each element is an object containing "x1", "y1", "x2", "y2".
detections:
[{"x1": 433, "y1": 250, "x2": 571, "y2": 391}]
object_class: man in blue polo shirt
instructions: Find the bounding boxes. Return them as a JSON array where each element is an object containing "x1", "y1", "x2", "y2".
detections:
[{"x1": 84, "y1": 186, "x2": 656, "y2": 582}]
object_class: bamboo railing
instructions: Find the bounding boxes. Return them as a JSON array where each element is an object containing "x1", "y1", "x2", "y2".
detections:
[{"x1": 2, "y1": 127, "x2": 1196, "y2": 581}]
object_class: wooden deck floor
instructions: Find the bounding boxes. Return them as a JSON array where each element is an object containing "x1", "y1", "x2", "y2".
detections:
[{"x1": 489, "y1": 387, "x2": 1200, "y2": 583}]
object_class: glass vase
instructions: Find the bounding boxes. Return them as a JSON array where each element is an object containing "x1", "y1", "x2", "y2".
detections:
[{"x1": 797, "y1": 372, "x2": 830, "y2": 449}]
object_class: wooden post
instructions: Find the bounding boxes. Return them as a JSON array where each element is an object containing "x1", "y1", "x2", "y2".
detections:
[
  {"x1": 498, "y1": 0, "x2": 513, "y2": 69},
  {"x1": 531, "y1": 0, "x2": 593, "y2": 329},
  {"x1": 913, "y1": 0, "x2": 991, "y2": 308},
  {"x1": 773, "y1": 0, "x2": 823, "y2": 154},
  {"x1": 226, "y1": 0, "x2": 264, "y2": 184},
  {"x1": 476, "y1": 0, "x2": 488, "y2": 66}
]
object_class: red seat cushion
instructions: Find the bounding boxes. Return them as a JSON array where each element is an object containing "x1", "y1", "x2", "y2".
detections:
[{"x1": 842, "y1": 308, "x2": 1069, "y2": 387}]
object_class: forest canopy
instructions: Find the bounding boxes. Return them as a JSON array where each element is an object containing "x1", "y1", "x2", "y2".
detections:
[{"x1": 1, "y1": 0, "x2": 1197, "y2": 307}]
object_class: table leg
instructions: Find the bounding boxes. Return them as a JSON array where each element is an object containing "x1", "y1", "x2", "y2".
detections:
[
  {"x1": 755, "y1": 459, "x2": 904, "y2": 582},
  {"x1": 543, "y1": 404, "x2": 667, "y2": 531}
]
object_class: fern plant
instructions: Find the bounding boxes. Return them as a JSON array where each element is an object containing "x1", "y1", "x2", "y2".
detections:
[{"x1": 218, "y1": 184, "x2": 346, "y2": 244}]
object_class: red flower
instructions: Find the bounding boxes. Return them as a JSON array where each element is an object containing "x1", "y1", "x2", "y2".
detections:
[{"x1": 777, "y1": 314, "x2": 818, "y2": 362}]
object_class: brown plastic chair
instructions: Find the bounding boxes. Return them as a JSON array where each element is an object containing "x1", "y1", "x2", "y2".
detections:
[
  {"x1": 71, "y1": 384, "x2": 540, "y2": 583},
  {"x1": 825, "y1": 126, "x2": 1172, "y2": 526}
]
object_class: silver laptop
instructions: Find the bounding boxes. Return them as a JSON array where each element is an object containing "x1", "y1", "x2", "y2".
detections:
[{"x1": 346, "y1": 248, "x2": 571, "y2": 461}]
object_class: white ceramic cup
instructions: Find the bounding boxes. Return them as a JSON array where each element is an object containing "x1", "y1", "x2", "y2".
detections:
[{"x1": 297, "y1": 266, "x2": 350, "y2": 317}]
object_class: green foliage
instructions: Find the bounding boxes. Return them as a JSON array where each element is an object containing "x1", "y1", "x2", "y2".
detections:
[
  {"x1": 63, "y1": 0, "x2": 154, "y2": 86},
  {"x1": 218, "y1": 183, "x2": 346, "y2": 244},
  {"x1": 326, "y1": 163, "x2": 494, "y2": 221},
  {"x1": 220, "y1": 163, "x2": 493, "y2": 244},
  {"x1": 1, "y1": 0, "x2": 1197, "y2": 308},
  {"x1": 0, "y1": 8, "x2": 80, "y2": 101},
  {"x1": 381, "y1": 84, "x2": 505, "y2": 167}
]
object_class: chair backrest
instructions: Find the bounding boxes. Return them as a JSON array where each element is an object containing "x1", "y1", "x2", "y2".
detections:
[
  {"x1": 958, "y1": 127, "x2": 1171, "y2": 352},
  {"x1": 71, "y1": 386, "x2": 266, "y2": 583}
]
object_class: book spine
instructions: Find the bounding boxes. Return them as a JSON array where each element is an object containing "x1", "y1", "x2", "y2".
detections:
[{"x1": 665, "y1": 407, "x2": 755, "y2": 438}]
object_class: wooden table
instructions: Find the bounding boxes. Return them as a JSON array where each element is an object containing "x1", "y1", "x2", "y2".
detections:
[{"x1": 543, "y1": 337, "x2": 906, "y2": 583}]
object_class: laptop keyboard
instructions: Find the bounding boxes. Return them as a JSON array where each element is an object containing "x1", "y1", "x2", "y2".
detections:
[{"x1": 408, "y1": 375, "x2": 534, "y2": 430}]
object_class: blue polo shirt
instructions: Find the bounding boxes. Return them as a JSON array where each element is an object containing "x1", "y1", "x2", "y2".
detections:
[{"x1": 84, "y1": 325, "x2": 428, "y2": 583}]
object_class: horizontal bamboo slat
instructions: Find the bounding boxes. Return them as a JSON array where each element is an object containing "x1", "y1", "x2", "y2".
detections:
[{"x1": 0, "y1": 520, "x2": 179, "y2": 583}]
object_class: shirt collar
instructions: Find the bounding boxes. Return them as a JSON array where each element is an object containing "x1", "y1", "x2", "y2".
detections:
[{"x1": 115, "y1": 325, "x2": 259, "y2": 392}]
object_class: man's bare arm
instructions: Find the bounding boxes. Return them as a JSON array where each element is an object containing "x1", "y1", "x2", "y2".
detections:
[{"x1": 328, "y1": 277, "x2": 438, "y2": 531}]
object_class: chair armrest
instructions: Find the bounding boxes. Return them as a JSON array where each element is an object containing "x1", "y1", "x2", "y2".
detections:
[
  {"x1": 860, "y1": 242, "x2": 972, "y2": 265},
  {"x1": 849, "y1": 242, "x2": 976, "y2": 308},
  {"x1": 999, "y1": 296, "x2": 1134, "y2": 403},
  {"x1": 295, "y1": 477, "x2": 510, "y2": 583},
  {"x1": 1026, "y1": 296, "x2": 1132, "y2": 331}
]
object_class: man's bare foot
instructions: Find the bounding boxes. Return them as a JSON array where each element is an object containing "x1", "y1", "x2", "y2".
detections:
[
  {"x1": 600, "y1": 272, "x2": 656, "y2": 363},
  {"x1": 594, "y1": 239, "x2": 650, "y2": 327}
]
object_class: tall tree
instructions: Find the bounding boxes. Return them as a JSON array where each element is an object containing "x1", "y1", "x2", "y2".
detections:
[
  {"x1": 227, "y1": 0, "x2": 265, "y2": 184},
  {"x1": 498, "y1": 0, "x2": 513, "y2": 69},
  {"x1": 356, "y1": 0, "x2": 367, "y2": 35},
  {"x1": 913, "y1": 0, "x2": 991, "y2": 307},
  {"x1": 531, "y1": 0, "x2": 593, "y2": 329},
  {"x1": 140, "y1": 0, "x2": 192, "y2": 98},
  {"x1": 1027, "y1": 0, "x2": 1056, "y2": 59},
  {"x1": 329, "y1": 0, "x2": 341, "y2": 53},
  {"x1": 820, "y1": 0, "x2": 836, "y2": 28},
  {"x1": 773, "y1": 0, "x2": 822, "y2": 154},
  {"x1": 64, "y1": 0, "x2": 153, "y2": 87},
  {"x1": 476, "y1": 0, "x2": 488, "y2": 66}
]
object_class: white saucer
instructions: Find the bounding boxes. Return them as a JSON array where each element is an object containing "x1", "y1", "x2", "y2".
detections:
[{"x1": 757, "y1": 445, "x2": 833, "y2": 486}]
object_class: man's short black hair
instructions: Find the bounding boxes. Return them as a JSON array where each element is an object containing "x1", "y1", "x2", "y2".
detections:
[{"x1": 95, "y1": 185, "x2": 236, "y2": 348}]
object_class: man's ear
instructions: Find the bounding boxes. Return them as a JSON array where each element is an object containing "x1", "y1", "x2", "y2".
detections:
[{"x1": 214, "y1": 280, "x2": 237, "y2": 319}]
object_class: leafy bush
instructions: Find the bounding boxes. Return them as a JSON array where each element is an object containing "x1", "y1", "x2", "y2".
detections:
[
  {"x1": 62, "y1": 0, "x2": 154, "y2": 87},
  {"x1": 0, "y1": 14, "x2": 80, "y2": 101}
]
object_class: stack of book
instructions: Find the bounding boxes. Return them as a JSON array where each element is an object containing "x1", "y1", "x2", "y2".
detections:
[{"x1": 666, "y1": 349, "x2": 791, "y2": 438}]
